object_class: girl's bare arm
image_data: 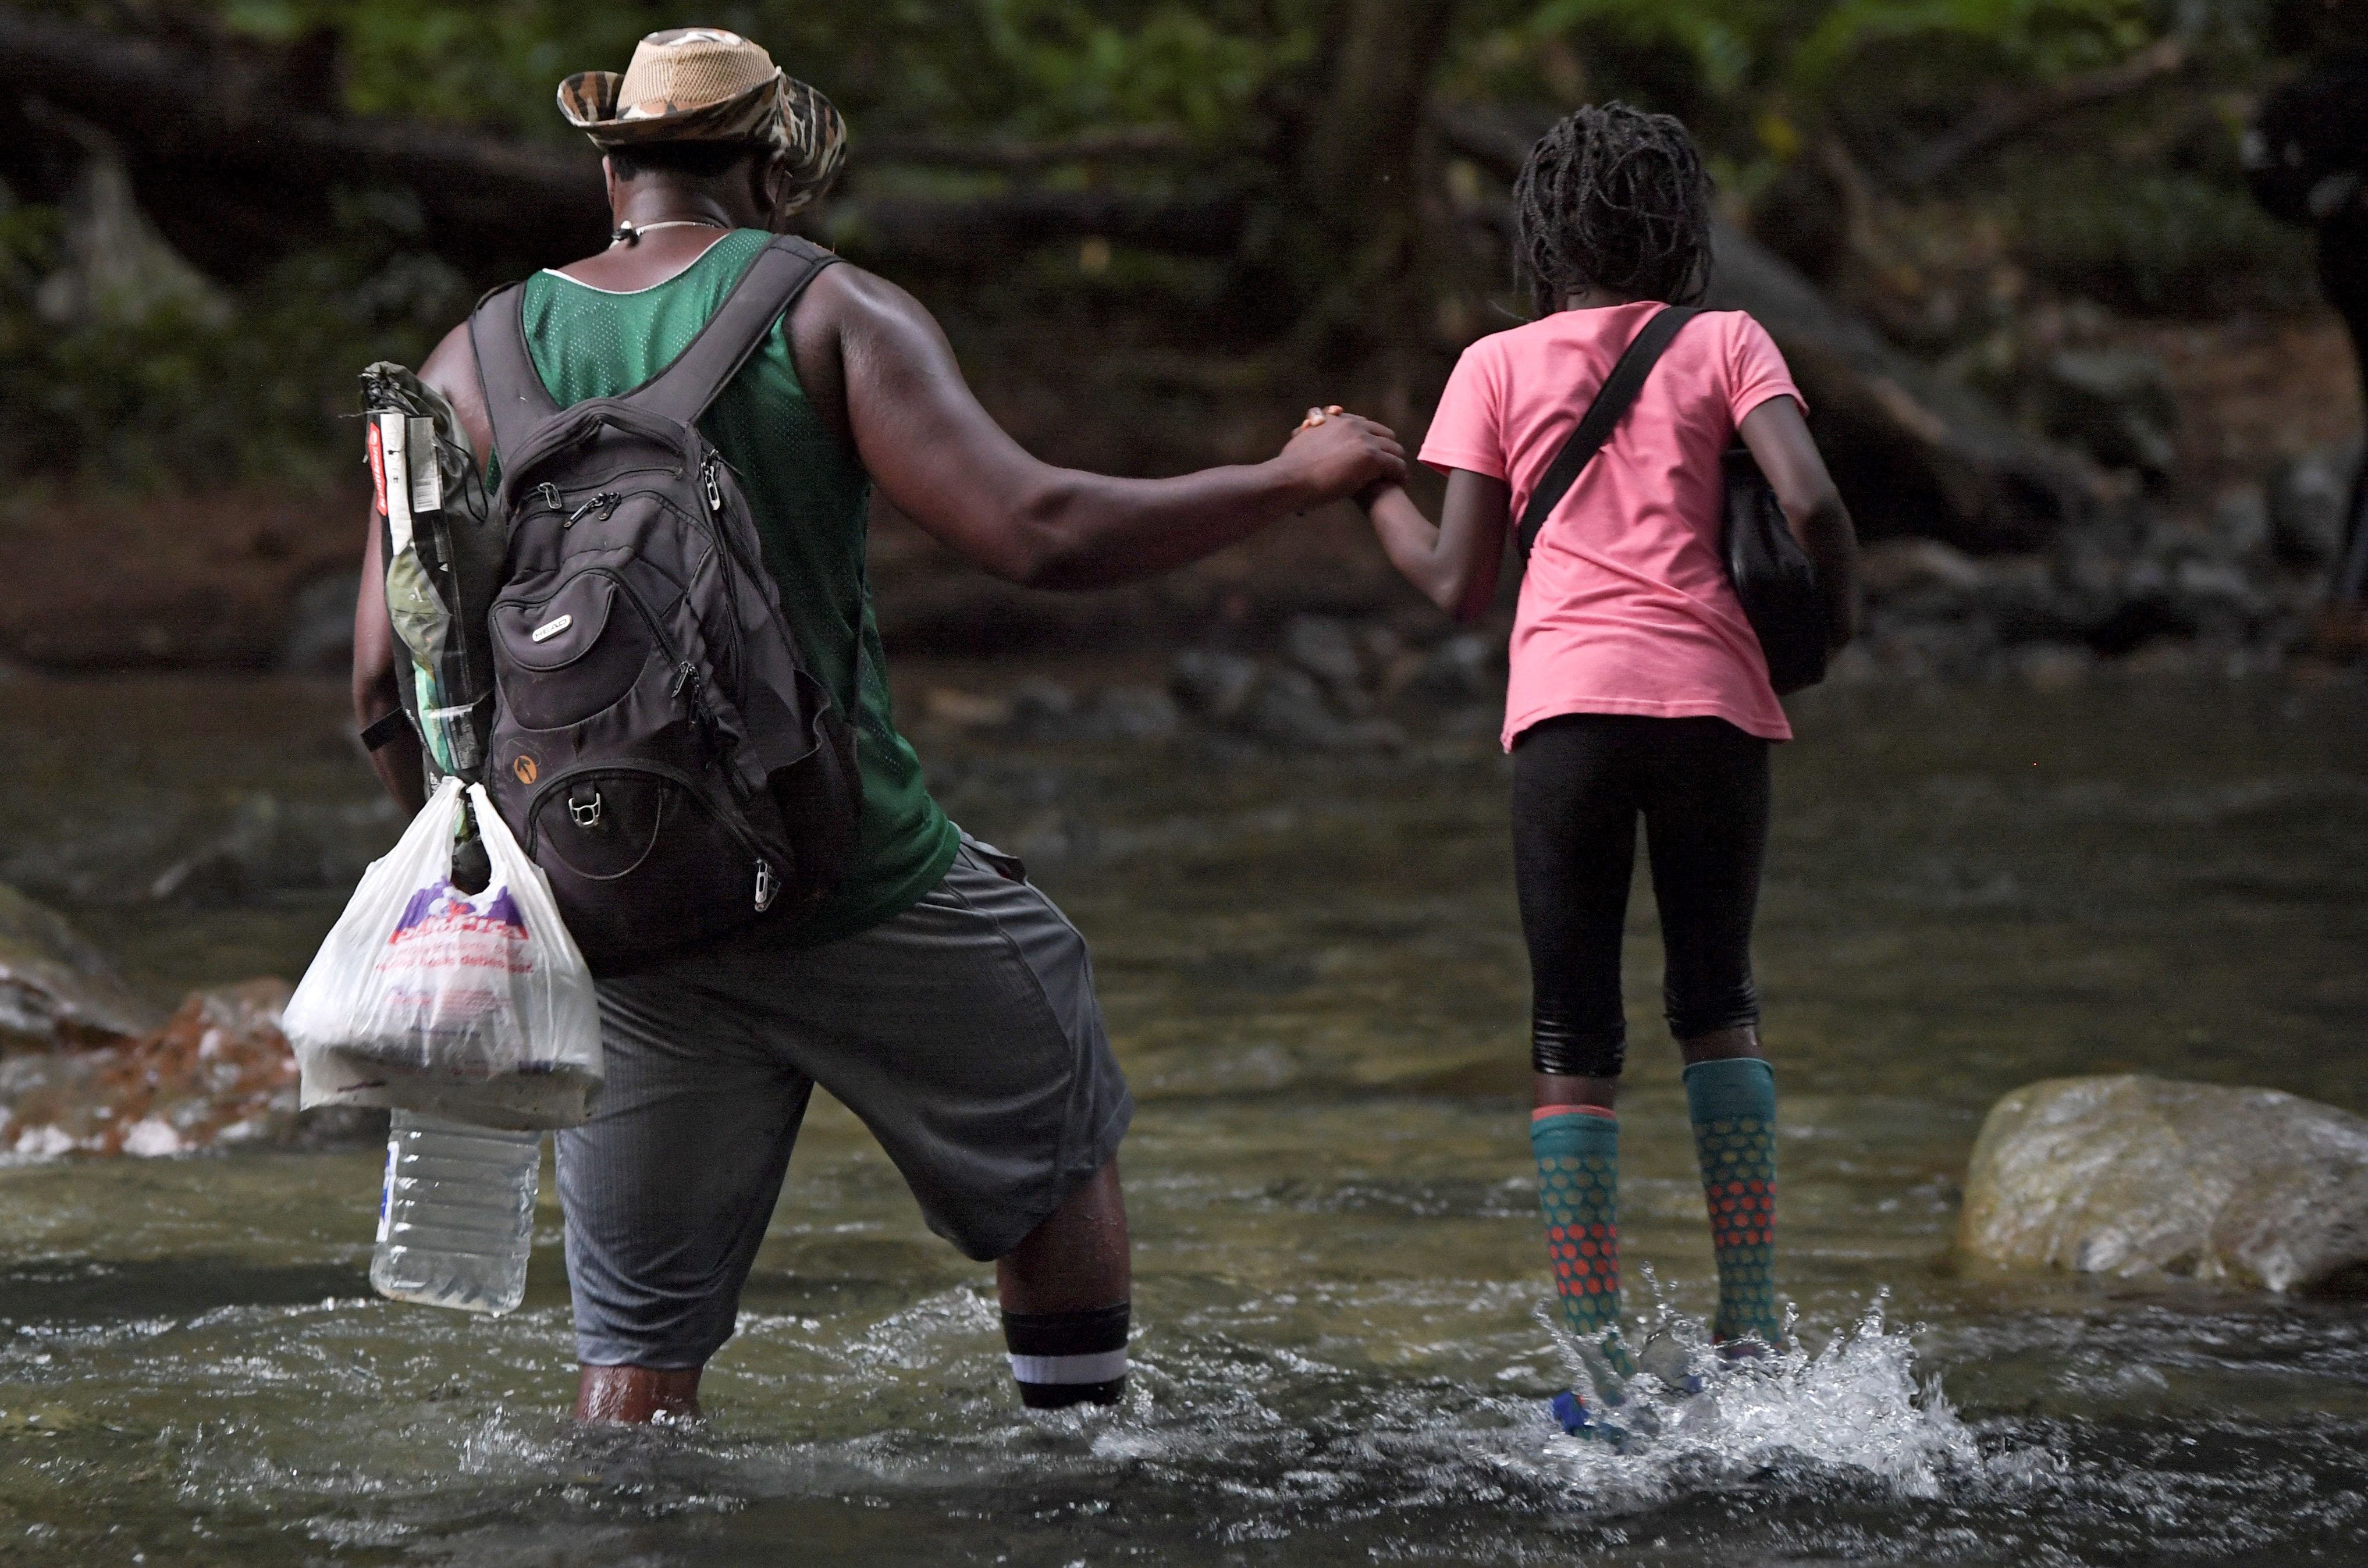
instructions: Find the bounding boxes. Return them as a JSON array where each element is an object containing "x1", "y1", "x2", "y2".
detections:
[
  {"x1": 1737, "y1": 396, "x2": 1861, "y2": 647},
  {"x1": 1364, "y1": 470, "x2": 1512, "y2": 623}
]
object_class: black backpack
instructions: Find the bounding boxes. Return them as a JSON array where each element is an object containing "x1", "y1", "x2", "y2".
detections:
[
  {"x1": 468, "y1": 234, "x2": 861, "y2": 975},
  {"x1": 1514, "y1": 304, "x2": 1830, "y2": 695}
]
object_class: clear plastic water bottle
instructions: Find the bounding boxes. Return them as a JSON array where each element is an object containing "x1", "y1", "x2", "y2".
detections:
[{"x1": 371, "y1": 1111, "x2": 542, "y2": 1314}]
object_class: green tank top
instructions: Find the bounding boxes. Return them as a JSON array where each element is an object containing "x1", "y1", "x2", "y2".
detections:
[{"x1": 514, "y1": 230, "x2": 958, "y2": 945}]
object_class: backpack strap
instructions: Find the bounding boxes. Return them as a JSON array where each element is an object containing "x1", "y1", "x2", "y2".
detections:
[
  {"x1": 1515, "y1": 305, "x2": 1699, "y2": 563},
  {"x1": 467, "y1": 281, "x2": 561, "y2": 475},
  {"x1": 633, "y1": 234, "x2": 840, "y2": 429}
]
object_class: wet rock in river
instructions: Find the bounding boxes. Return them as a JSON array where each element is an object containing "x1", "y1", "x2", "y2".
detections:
[
  {"x1": 148, "y1": 792, "x2": 401, "y2": 905},
  {"x1": 2034, "y1": 349, "x2": 2178, "y2": 478},
  {"x1": 2208, "y1": 485, "x2": 2272, "y2": 569},
  {"x1": 994, "y1": 680, "x2": 1182, "y2": 744},
  {"x1": 1170, "y1": 649, "x2": 1408, "y2": 750},
  {"x1": 1171, "y1": 648, "x2": 1261, "y2": 721},
  {"x1": 1283, "y1": 614, "x2": 1364, "y2": 688},
  {"x1": 1396, "y1": 632, "x2": 1504, "y2": 705},
  {"x1": 1957, "y1": 1075, "x2": 2368, "y2": 1294},
  {"x1": 1242, "y1": 667, "x2": 1405, "y2": 751},
  {"x1": 0, "y1": 883, "x2": 163, "y2": 1050},
  {"x1": 0, "y1": 977, "x2": 372, "y2": 1157},
  {"x1": 1004, "y1": 678, "x2": 1079, "y2": 740},
  {"x1": 2269, "y1": 446, "x2": 2359, "y2": 568},
  {"x1": 921, "y1": 685, "x2": 1014, "y2": 729},
  {"x1": 1078, "y1": 685, "x2": 1181, "y2": 742}
]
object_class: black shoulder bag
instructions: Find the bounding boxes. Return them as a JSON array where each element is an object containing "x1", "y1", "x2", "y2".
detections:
[{"x1": 1515, "y1": 305, "x2": 1830, "y2": 695}]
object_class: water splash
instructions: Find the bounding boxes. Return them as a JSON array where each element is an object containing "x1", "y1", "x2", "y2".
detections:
[{"x1": 1534, "y1": 1289, "x2": 2000, "y2": 1513}]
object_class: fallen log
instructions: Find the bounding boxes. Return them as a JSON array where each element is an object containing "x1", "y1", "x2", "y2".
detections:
[
  {"x1": 858, "y1": 127, "x2": 1197, "y2": 171},
  {"x1": 0, "y1": 12, "x2": 1243, "y2": 285},
  {"x1": 825, "y1": 187, "x2": 1251, "y2": 266},
  {"x1": 1900, "y1": 37, "x2": 2191, "y2": 189},
  {"x1": 0, "y1": 12, "x2": 606, "y2": 284},
  {"x1": 1705, "y1": 223, "x2": 2092, "y2": 552}
]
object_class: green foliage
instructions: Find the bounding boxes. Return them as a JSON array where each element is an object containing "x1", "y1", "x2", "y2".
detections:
[
  {"x1": 2011, "y1": 162, "x2": 2319, "y2": 314},
  {"x1": 1450, "y1": 0, "x2": 2158, "y2": 150},
  {"x1": 1786, "y1": 0, "x2": 2154, "y2": 95},
  {"x1": 968, "y1": 1, "x2": 1316, "y2": 140},
  {"x1": 189, "y1": 0, "x2": 1318, "y2": 147},
  {"x1": 0, "y1": 194, "x2": 465, "y2": 490},
  {"x1": 0, "y1": 0, "x2": 2335, "y2": 486}
]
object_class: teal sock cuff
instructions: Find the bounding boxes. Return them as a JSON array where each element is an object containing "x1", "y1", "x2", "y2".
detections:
[
  {"x1": 1684, "y1": 1056, "x2": 1775, "y2": 1123},
  {"x1": 1531, "y1": 1109, "x2": 1618, "y2": 1155}
]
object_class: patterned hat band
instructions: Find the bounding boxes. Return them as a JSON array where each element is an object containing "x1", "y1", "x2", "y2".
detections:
[{"x1": 556, "y1": 29, "x2": 847, "y2": 215}]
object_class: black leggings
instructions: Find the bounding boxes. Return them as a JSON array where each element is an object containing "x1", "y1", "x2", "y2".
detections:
[{"x1": 1511, "y1": 713, "x2": 1771, "y2": 1079}]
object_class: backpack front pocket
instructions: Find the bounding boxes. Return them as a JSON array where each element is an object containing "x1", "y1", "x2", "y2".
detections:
[
  {"x1": 519, "y1": 761, "x2": 773, "y2": 972},
  {"x1": 491, "y1": 574, "x2": 660, "y2": 731}
]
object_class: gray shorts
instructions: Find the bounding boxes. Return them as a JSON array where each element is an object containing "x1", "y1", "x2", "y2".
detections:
[{"x1": 556, "y1": 833, "x2": 1132, "y2": 1369}]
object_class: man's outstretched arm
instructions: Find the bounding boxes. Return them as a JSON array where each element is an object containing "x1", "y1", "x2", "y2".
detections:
[{"x1": 817, "y1": 268, "x2": 1406, "y2": 589}]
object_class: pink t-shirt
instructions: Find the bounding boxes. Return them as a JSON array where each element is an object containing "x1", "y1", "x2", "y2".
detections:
[{"x1": 1420, "y1": 303, "x2": 1802, "y2": 748}]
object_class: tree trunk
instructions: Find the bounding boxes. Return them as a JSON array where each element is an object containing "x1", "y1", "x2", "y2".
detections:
[{"x1": 1293, "y1": 0, "x2": 1461, "y2": 376}]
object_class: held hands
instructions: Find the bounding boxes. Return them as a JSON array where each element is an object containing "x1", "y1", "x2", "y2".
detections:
[{"x1": 1279, "y1": 404, "x2": 1406, "y2": 509}]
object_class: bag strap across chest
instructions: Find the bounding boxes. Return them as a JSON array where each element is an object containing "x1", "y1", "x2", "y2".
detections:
[
  {"x1": 470, "y1": 234, "x2": 840, "y2": 474},
  {"x1": 1515, "y1": 304, "x2": 1698, "y2": 563}
]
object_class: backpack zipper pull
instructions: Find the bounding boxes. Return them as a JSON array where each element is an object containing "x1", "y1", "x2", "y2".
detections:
[
  {"x1": 537, "y1": 482, "x2": 562, "y2": 513},
  {"x1": 566, "y1": 490, "x2": 620, "y2": 526},
  {"x1": 753, "y1": 859, "x2": 777, "y2": 913},
  {"x1": 702, "y1": 460, "x2": 723, "y2": 514},
  {"x1": 669, "y1": 660, "x2": 698, "y2": 699}
]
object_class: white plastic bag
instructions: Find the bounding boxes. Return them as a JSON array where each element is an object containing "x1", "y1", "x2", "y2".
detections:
[{"x1": 287, "y1": 778, "x2": 601, "y2": 1129}]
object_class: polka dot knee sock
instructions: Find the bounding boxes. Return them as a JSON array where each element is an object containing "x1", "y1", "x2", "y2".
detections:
[
  {"x1": 1684, "y1": 1057, "x2": 1782, "y2": 1349},
  {"x1": 1531, "y1": 1107, "x2": 1633, "y2": 1375}
]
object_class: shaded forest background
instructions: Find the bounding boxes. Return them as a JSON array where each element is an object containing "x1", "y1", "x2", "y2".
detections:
[{"x1": 0, "y1": 0, "x2": 2362, "y2": 669}]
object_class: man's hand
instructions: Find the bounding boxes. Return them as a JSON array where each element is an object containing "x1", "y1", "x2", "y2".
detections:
[{"x1": 1277, "y1": 406, "x2": 1407, "y2": 509}]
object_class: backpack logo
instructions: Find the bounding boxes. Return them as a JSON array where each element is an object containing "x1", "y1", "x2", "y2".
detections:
[{"x1": 512, "y1": 753, "x2": 539, "y2": 786}]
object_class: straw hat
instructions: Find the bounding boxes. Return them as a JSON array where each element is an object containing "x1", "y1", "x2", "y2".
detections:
[{"x1": 557, "y1": 28, "x2": 846, "y2": 214}]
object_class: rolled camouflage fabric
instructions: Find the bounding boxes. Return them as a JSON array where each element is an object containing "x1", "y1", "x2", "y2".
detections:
[{"x1": 557, "y1": 27, "x2": 847, "y2": 215}]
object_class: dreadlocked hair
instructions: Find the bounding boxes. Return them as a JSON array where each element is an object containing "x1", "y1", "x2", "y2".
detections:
[{"x1": 1512, "y1": 104, "x2": 1714, "y2": 315}]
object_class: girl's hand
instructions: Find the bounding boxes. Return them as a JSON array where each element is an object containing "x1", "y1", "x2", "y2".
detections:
[{"x1": 1276, "y1": 407, "x2": 1406, "y2": 506}]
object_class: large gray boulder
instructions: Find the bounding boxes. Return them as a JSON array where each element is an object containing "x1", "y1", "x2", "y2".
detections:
[
  {"x1": 1958, "y1": 1075, "x2": 2368, "y2": 1294},
  {"x1": 0, "y1": 883, "x2": 163, "y2": 1051}
]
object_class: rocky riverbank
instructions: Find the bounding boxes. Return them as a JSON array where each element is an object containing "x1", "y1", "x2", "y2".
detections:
[
  {"x1": 1, "y1": 882, "x2": 372, "y2": 1158},
  {"x1": 1, "y1": 299, "x2": 2358, "y2": 685}
]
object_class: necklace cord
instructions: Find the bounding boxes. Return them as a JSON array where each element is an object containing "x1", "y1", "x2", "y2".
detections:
[{"x1": 610, "y1": 216, "x2": 733, "y2": 247}]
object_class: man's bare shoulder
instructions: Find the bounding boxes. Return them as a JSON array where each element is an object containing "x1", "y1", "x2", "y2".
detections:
[
  {"x1": 787, "y1": 261, "x2": 952, "y2": 444},
  {"x1": 802, "y1": 259, "x2": 945, "y2": 344},
  {"x1": 419, "y1": 321, "x2": 495, "y2": 464}
]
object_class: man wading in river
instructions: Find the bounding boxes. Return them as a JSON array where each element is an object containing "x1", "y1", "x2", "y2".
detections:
[{"x1": 349, "y1": 27, "x2": 1405, "y2": 1423}]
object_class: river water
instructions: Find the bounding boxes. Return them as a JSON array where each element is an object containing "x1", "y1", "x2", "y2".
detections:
[{"x1": 4, "y1": 670, "x2": 2367, "y2": 1565}]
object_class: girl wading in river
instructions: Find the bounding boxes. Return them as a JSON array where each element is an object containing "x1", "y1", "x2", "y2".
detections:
[{"x1": 1345, "y1": 104, "x2": 1858, "y2": 1437}]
